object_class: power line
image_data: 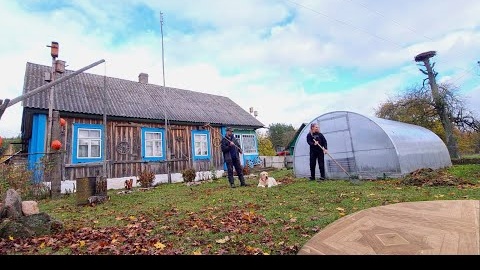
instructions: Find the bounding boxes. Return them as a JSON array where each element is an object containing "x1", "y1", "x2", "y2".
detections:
[
  {"x1": 417, "y1": 58, "x2": 478, "y2": 85},
  {"x1": 339, "y1": 0, "x2": 476, "y2": 77},
  {"x1": 446, "y1": 64, "x2": 479, "y2": 85},
  {"x1": 341, "y1": 0, "x2": 433, "y2": 41},
  {"x1": 285, "y1": 0, "x2": 477, "y2": 84},
  {"x1": 160, "y1": 11, "x2": 171, "y2": 184},
  {"x1": 284, "y1": 0, "x2": 404, "y2": 49}
]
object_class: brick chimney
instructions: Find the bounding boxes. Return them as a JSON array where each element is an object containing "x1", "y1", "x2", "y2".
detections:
[{"x1": 138, "y1": 73, "x2": 148, "y2": 84}]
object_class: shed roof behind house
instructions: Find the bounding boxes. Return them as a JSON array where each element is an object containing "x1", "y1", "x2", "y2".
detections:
[{"x1": 22, "y1": 62, "x2": 264, "y2": 128}]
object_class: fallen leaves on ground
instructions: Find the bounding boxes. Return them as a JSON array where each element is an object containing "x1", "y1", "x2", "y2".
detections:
[
  {"x1": 336, "y1": 207, "x2": 346, "y2": 217},
  {"x1": 0, "y1": 205, "x2": 301, "y2": 255},
  {"x1": 402, "y1": 168, "x2": 472, "y2": 187},
  {"x1": 215, "y1": 236, "x2": 230, "y2": 244},
  {"x1": 0, "y1": 214, "x2": 181, "y2": 255},
  {"x1": 154, "y1": 241, "x2": 166, "y2": 250},
  {"x1": 278, "y1": 176, "x2": 295, "y2": 185}
]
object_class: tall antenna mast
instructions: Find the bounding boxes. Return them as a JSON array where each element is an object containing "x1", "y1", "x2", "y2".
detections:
[{"x1": 160, "y1": 12, "x2": 171, "y2": 183}]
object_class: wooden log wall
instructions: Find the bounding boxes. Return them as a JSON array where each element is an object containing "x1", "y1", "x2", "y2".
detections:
[
  {"x1": 60, "y1": 116, "x2": 225, "y2": 180},
  {"x1": 62, "y1": 117, "x2": 103, "y2": 180}
]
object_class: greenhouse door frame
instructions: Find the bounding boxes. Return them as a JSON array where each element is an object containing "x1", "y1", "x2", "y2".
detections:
[{"x1": 320, "y1": 113, "x2": 358, "y2": 177}]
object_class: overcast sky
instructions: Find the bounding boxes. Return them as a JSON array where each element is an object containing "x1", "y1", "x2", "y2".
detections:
[{"x1": 0, "y1": 0, "x2": 479, "y2": 137}]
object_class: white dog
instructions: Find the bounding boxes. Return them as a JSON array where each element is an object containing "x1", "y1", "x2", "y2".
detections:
[{"x1": 257, "y1": 171, "x2": 279, "y2": 188}]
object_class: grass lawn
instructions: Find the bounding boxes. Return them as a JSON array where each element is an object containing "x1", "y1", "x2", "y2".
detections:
[{"x1": 1, "y1": 165, "x2": 479, "y2": 255}]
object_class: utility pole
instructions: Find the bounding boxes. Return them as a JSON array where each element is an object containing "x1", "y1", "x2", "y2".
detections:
[
  {"x1": 415, "y1": 51, "x2": 459, "y2": 159},
  {"x1": 51, "y1": 110, "x2": 62, "y2": 198},
  {"x1": 46, "y1": 41, "x2": 59, "y2": 154},
  {"x1": 160, "y1": 12, "x2": 171, "y2": 183},
  {"x1": 102, "y1": 63, "x2": 108, "y2": 179}
]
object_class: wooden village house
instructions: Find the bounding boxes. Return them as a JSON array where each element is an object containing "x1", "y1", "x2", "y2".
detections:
[{"x1": 20, "y1": 62, "x2": 264, "y2": 188}]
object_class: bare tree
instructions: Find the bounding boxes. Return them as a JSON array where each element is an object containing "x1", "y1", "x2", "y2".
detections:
[
  {"x1": 375, "y1": 85, "x2": 440, "y2": 132},
  {"x1": 415, "y1": 51, "x2": 459, "y2": 158},
  {"x1": 441, "y1": 84, "x2": 480, "y2": 132},
  {"x1": 376, "y1": 83, "x2": 479, "y2": 152}
]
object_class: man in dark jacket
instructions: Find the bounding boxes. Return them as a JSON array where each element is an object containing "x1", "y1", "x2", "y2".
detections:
[
  {"x1": 306, "y1": 123, "x2": 328, "y2": 181},
  {"x1": 221, "y1": 127, "x2": 248, "y2": 188}
]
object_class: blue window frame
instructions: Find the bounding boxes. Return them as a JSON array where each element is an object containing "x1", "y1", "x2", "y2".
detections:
[
  {"x1": 72, "y1": 123, "x2": 104, "y2": 164},
  {"x1": 141, "y1": 127, "x2": 166, "y2": 161},
  {"x1": 191, "y1": 130, "x2": 211, "y2": 161}
]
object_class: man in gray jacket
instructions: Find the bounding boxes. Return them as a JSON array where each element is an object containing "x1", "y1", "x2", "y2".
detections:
[{"x1": 221, "y1": 127, "x2": 248, "y2": 188}]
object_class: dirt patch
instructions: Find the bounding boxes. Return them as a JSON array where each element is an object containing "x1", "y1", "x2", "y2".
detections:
[
  {"x1": 401, "y1": 168, "x2": 470, "y2": 187},
  {"x1": 278, "y1": 176, "x2": 296, "y2": 185}
]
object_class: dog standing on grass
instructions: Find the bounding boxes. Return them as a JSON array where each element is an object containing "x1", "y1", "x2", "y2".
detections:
[{"x1": 257, "y1": 171, "x2": 279, "y2": 188}]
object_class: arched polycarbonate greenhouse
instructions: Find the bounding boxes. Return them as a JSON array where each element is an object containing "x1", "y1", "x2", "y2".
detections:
[{"x1": 294, "y1": 111, "x2": 452, "y2": 180}]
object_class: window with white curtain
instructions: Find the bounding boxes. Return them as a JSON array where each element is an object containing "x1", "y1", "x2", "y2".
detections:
[
  {"x1": 194, "y1": 134, "x2": 208, "y2": 156},
  {"x1": 77, "y1": 128, "x2": 101, "y2": 158},
  {"x1": 145, "y1": 132, "x2": 163, "y2": 157},
  {"x1": 241, "y1": 134, "x2": 257, "y2": 154}
]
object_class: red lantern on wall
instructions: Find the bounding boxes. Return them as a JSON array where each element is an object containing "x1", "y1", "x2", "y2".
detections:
[
  {"x1": 0, "y1": 136, "x2": 3, "y2": 147},
  {"x1": 60, "y1": 118, "x2": 66, "y2": 127},
  {"x1": 51, "y1": 140, "x2": 62, "y2": 151}
]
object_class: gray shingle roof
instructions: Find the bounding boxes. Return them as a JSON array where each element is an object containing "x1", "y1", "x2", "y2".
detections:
[{"x1": 22, "y1": 62, "x2": 264, "y2": 128}]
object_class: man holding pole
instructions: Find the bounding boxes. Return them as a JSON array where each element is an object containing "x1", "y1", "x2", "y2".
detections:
[
  {"x1": 306, "y1": 123, "x2": 328, "y2": 181},
  {"x1": 221, "y1": 127, "x2": 248, "y2": 188}
]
